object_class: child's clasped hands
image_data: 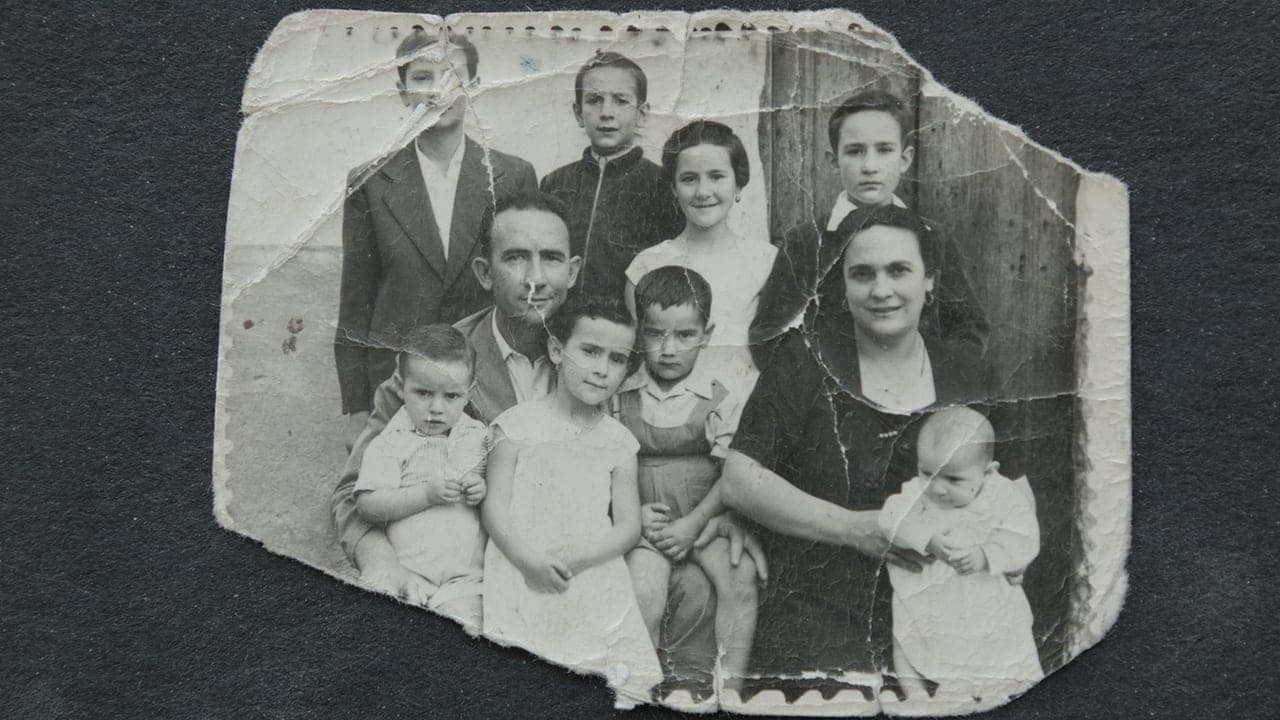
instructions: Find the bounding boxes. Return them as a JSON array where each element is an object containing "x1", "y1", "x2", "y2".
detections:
[
  {"x1": 926, "y1": 531, "x2": 989, "y2": 575},
  {"x1": 408, "y1": 469, "x2": 486, "y2": 507}
]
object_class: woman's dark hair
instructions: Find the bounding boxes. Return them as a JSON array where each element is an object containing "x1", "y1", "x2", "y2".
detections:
[
  {"x1": 661, "y1": 120, "x2": 750, "y2": 189},
  {"x1": 811, "y1": 204, "x2": 940, "y2": 328},
  {"x1": 840, "y1": 204, "x2": 937, "y2": 273},
  {"x1": 546, "y1": 292, "x2": 641, "y2": 375}
]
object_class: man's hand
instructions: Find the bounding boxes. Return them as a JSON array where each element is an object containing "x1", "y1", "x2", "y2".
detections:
[
  {"x1": 344, "y1": 411, "x2": 371, "y2": 452},
  {"x1": 652, "y1": 515, "x2": 700, "y2": 562},
  {"x1": 460, "y1": 472, "x2": 486, "y2": 506},
  {"x1": 520, "y1": 553, "x2": 572, "y2": 594},
  {"x1": 640, "y1": 503, "x2": 671, "y2": 544},
  {"x1": 360, "y1": 554, "x2": 434, "y2": 606},
  {"x1": 693, "y1": 513, "x2": 769, "y2": 586}
]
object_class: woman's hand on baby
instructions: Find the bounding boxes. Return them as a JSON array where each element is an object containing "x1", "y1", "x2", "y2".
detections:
[
  {"x1": 459, "y1": 472, "x2": 486, "y2": 506},
  {"x1": 521, "y1": 553, "x2": 572, "y2": 593},
  {"x1": 856, "y1": 520, "x2": 927, "y2": 572}
]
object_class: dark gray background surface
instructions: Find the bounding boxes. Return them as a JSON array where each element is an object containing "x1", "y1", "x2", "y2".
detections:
[{"x1": 4, "y1": 1, "x2": 1277, "y2": 718}]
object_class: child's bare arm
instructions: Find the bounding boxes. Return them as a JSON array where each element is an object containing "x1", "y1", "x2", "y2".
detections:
[
  {"x1": 560, "y1": 455, "x2": 642, "y2": 575},
  {"x1": 684, "y1": 478, "x2": 726, "y2": 530},
  {"x1": 355, "y1": 480, "x2": 459, "y2": 524},
  {"x1": 481, "y1": 438, "x2": 570, "y2": 592},
  {"x1": 479, "y1": 438, "x2": 527, "y2": 565},
  {"x1": 651, "y1": 395, "x2": 745, "y2": 559},
  {"x1": 355, "y1": 444, "x2": 445, "y2": 523},
  {"x1": 355, "y1": 437, "x2": 468, "y2": 523}
]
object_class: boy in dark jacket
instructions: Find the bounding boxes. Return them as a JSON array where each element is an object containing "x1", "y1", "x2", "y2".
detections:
[
  {"x1": 540, "y1": 51, "x2": 684, "y2": 302},
  {"x1": 335, "y1": 30, "x2": 537, "y2": 446}
]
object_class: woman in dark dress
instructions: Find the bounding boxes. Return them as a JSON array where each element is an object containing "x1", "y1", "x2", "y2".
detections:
[{"x1": 722, "y1": 205, "x2": 992, "y2": 703}]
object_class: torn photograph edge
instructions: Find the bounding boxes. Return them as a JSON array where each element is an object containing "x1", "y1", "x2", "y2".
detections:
[{"x1": 213, "y1": 8, "x2": 1130, "y2": 715}]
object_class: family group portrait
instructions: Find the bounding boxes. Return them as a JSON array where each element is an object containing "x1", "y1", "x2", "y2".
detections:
[{"x1": 216, "y1": 10, "x2": 1130, "y2": 715}]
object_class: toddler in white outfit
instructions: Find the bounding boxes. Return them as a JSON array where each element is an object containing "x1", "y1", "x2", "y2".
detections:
[{"x1": 355, "y1": 324, "x2": 489, "y2": 632}]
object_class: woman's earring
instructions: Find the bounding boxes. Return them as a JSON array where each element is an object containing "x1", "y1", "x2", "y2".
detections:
[
  {"x1": 735, "y1": 194, "x2": 742, "y2": 203},
  {"x1": 925, "y1": 290, "x2": 936, "y2": 307}
]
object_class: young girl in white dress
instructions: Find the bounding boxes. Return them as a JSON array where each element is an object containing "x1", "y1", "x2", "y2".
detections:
[
  {"x1": 481, "y1": 294, "x2": 662, "y2": 707},
  {"x1": 624, "y1": 120, "x2": 777, "y2": 389}
]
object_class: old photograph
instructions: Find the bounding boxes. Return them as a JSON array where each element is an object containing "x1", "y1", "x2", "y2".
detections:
[{"x1": 214, "y1": 9, "x2": 1130, "y2": 715}]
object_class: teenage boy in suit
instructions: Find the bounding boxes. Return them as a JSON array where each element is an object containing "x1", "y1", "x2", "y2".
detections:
[{"x1": 336, "y1": 29, "x2": 537, "y2": 447}]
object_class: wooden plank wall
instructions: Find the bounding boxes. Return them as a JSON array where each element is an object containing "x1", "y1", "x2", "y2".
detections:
[
  {"x1": 914, "y1": 107, "x2": 1079, "y2": 398},
  {"x1": 915, "y1": 99, "x2": 1081, "y2": 672},
  {"x1": 760, "y1": 33, "x2": 1081, "y2": 672}
]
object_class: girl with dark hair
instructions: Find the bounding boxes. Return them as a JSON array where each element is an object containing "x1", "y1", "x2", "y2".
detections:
[
  {"x1": 481, "y1": 294, "x2": 661, "y2": 705},
  {"x1": 624, "y1": 120, "x2": 777, "y2": 388}
]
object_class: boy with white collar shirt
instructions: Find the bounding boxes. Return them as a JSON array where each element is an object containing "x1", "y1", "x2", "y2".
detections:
[
  {"x1": 749, "y1": 90, "x2": 989, "y2": 367},
  {"x1": 615, "y1": 266, "x2": 764, "y2": 697}
]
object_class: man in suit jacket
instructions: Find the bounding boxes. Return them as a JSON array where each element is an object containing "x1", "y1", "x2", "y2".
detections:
[
  {"x1": 333, "y1": 192, "x2": 579, "y2": 576},
  {"x1": 336, "y1": 30, "x2": 538, "y2": 447},
  {"x1": 334, "y1": 193, "x2": 749, "y2": 697}
]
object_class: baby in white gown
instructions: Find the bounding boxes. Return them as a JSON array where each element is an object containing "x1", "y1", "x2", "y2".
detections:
[{"x1": 878, "y1": 406, "x2": 1044, "y2": 704}]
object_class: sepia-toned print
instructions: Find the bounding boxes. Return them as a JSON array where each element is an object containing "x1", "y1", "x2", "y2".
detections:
[{"x1": 215, "y1": 10, "x2": 1130, "y2": 714}]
